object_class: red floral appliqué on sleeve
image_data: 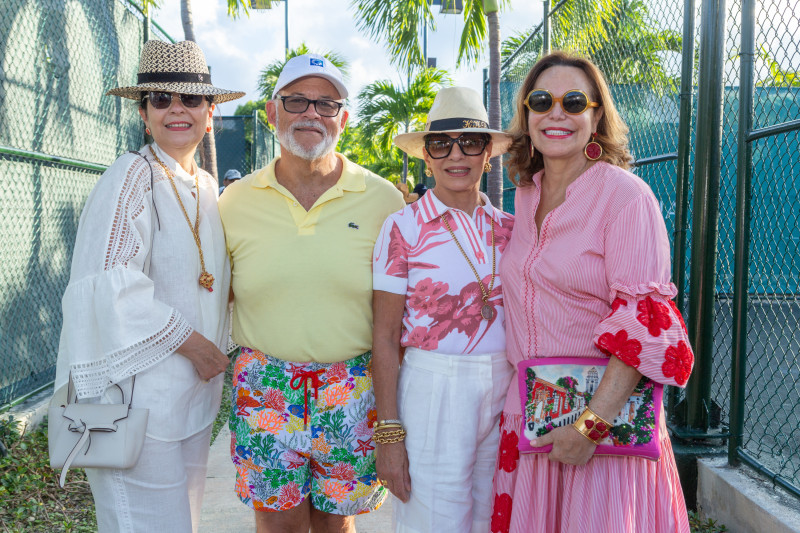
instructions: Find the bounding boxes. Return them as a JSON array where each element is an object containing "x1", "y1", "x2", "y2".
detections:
[
  {"x1": 637, "y1": 296, "x2": 672, "y2": 337},
  {"x1": 662, "y1": 341, "x2": 693, "y2": 386},
  {"x1": 596, "y1": 330, "x2": 642, "y2": 368},
  {"x1": 668, "y1": 300, "x2": 688, "y2": 334},
  {"x1": 497, "y1": 429, "x2": 519, "y2": 473},
  {"x1": 610, "y1": 297, "x2": 628, "y2": 316},
  {"x1": 491, "y1": 493, "x2": 513, "y2": 533}
]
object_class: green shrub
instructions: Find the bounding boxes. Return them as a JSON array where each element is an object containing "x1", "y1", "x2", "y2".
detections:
[
  {"x1": 689, "y1": 510, "x2": 728, "y2": 532},
  {"x1": 0, "y1": 418, "x2": 95, "y2": 532}
]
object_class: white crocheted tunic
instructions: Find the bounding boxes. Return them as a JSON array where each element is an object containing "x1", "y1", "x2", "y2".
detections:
[{"x1": 55, "y1": 143, "x2": 231, "y2": 441}]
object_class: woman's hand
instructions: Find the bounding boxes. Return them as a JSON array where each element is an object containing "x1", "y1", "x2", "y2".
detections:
[
  {"x1": 376, "y1": 441, "x2": 412, "y2": 502},
  {"x1": 531, "y1": 426, "x2": 596, "y2": 465},
  {"x1": 176, "y1": 331, "x2": 229, "y2": 380}
]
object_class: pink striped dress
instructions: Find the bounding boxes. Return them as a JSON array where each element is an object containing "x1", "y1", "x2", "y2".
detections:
[{"x1": 492, "y1": 162, "x2": 693, "y2": 533}]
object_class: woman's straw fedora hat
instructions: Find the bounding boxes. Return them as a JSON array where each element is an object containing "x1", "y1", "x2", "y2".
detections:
[
  {"x1": 107, "y1": 40, "x2": 245, "y2": 103},
  {"x1": 394, "y1": 86, "x2": 512, "y2": 159}
]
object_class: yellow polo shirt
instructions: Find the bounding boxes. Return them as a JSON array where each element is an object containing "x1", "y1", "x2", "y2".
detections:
[{"x1": 219, "y1": 153, "x2": 404, "y2": 363}]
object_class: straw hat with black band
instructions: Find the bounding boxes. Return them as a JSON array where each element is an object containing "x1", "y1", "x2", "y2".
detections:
[
  {"x1": 107, "y1": 40, "x2": 244, "y2": 103},
  {"x1": 394, "y1": 86, "x2": 512, "y2": 159}
]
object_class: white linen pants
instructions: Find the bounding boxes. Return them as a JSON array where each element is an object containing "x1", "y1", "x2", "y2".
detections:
[
  {"x1": 86, "y1": 424, "x2": 212, "y2": 533},
  {"x1": 393, "y1": 348, "x2": 513, "y2": 533}
]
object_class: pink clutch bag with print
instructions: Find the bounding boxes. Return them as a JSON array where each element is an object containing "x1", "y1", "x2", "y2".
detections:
[{"x1": 517, "y1": 357, "x2": 663, "y2": 460}]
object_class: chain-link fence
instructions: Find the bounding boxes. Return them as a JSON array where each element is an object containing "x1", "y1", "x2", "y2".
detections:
[
  {"x1": 0, "y1": 0, "x2": 279, "y2": 410},
  {"x1": 253, "y1": 112, "x2": 280, "y2": 171},
  {"x1": 493, "y1": 0, "x2": 800, "y2": 497},
  {"x1": 214, "y1": 113, "x2": 279, "y2": 181},
  {"x1": 0, "y1": 0, "x2": 164, "y2": 407}
]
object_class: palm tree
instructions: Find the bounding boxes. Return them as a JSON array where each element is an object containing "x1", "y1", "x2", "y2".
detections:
[
  {"x1": 357, "y1": 68, "x2": 451, "y2": 183},
  {"x1": 756, "y1": 45, "x2": 800, "y2": 87},
  {"x1": 505, "y1": 0, "x2": 681, "y2": 92},
  {"x1": 350, "y1": 0, "x2": 509, "y2": 207},
  {"x1": 257, "y1": 44, "x2": 350, "y2": 100},
  {"x1": 338, "y1": 123, "x2": 411, "y2": 184}
]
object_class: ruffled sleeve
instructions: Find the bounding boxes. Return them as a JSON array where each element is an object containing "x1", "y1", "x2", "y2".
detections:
[
  {"x1": 372, "y1": 213, "x2": 410, "y2": 295},
  {"x1": 56, "y1": 151, "x2": 193, "y2": 398},
  {"x1": 592, "y1": 192, "x2": 694, "y2": 387}
]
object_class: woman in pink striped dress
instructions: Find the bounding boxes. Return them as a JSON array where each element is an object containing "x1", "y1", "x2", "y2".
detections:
[{"x1": 490, "y1": 52, "x2": 694, "y2": 533}]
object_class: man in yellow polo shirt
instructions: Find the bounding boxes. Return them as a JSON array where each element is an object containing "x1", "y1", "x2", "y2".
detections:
[{"x1": 219, "y1": 55, "x2": 404, "y2": 533}]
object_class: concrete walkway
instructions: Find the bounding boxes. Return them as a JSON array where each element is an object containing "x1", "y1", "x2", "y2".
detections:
[{"x1": 199, "y1": 426, "x2": 393, "y2": 532}]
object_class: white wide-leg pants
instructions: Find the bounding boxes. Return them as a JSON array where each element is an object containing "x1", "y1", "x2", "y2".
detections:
[
  {"x1": 86, "y1": 424, "x2": 212, "y2": 533},
  {"x1": 393, "y1": 348, "x2": 513, "y2": 533}
]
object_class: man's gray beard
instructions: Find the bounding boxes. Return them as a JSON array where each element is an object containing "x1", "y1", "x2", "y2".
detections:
[{"x1": 275, "y1": 114, "x2": 338, "y2": 161}]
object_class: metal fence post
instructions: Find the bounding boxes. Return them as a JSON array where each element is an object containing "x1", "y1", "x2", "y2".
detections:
[
  {"x1": 542, "y1": 0, "x2": 550, "y2": 55},
  {"x1": 252, "y1": 110, "x2": 259, "y2": 173},
  {"x1": 667, "y1": 0, "x2": 697, "y2": 417},
  {"x1": 729, "y1": 0, "x2": 755, "y2": 467},
  {"x1": 684, "y1": 0, "x2": 727, "y2": 432},
  {"x1": 144, "y1": 10, "x2": 151, "y2": 43}
]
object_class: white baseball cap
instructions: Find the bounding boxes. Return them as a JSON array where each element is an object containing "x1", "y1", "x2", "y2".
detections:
[{"x1": 272, "y1": 54, "x2": 348, "y2": 99}]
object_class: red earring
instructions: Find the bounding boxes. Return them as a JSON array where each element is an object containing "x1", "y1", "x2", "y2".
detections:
[
  {"x1": 206, "y1": 126, "x2": 212, "y2": 133},
  {"x1": 584, "y1": 133, "x2": 603, "y2": 161},
  {"x1": 145, "y1": 127, "x2": 151, "y2": 135}
]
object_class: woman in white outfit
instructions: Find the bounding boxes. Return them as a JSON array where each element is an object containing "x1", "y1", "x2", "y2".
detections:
[
  {"x1": 371, "y1": 87, "x2": 515, "y2": 533},
  {"x1": 54, "y1": 40, "x2": 243, "y2": 533}
]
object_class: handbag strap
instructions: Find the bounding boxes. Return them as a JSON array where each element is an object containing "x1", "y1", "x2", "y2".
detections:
[{"x1": 58, "y1": 419, "x2": 120, "y2": 488}]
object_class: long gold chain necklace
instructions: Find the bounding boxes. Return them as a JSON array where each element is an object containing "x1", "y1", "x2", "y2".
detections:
[
  {"x1": 440, "y1": 212, "x2": 496, "y2": 320},
  {"x1": 151, "y1": 151, "x2": 215, "y2": 292}
]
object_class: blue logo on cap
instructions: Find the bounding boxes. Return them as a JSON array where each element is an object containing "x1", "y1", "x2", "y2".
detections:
[{"x1": 310, "y1": 58, "x2": 324, "y2": 67}]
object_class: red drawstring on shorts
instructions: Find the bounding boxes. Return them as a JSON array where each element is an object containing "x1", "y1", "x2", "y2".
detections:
[{"x1": 289, "y1": 369, "x2": 325, "y2": 429}]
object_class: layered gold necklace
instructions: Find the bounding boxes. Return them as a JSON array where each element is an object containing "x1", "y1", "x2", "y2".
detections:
[
  {"x1": 440, "y1": 212, "x2": 496, "y2": 320},
  {"x1": 151, "y1": 151, "x2": 215, "y2": 292}
]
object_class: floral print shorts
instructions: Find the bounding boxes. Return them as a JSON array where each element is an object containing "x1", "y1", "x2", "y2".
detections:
[{"x1": 229, "y1": 347, "x2": 386, "y2": 515}]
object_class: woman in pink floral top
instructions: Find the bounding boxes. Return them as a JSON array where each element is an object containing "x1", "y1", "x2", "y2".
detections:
[
  {"x1": 490, "y1": 52, "x2": 694, "y2": 533},
  {"x1": 372, "y1": 87, "x2": 515, "y2": 532}
]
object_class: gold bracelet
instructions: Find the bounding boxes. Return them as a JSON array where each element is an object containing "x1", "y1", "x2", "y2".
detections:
[
  {"x1": 572, "y1": 407, "x2": 613, "y2": 444},
  {"x1": 374, "y1": 422, "x2": 403, "y2": 432},
  {"x1": 375, "y1": 429, "x2": 405, "y2": 436},
  {"x1": 373, "y1": 429, "x2": 406, "y2": 444}
]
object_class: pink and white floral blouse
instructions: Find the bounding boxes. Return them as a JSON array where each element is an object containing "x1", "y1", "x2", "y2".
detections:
[
  {"x1": 373, "y1": 190, "x2": 514, "y2": 355},
  {"x1": 499, "y1": 162, "x2": 694, "y2": 415}
]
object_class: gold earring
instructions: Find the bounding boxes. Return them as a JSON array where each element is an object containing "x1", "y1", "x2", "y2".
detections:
[
  {"x1": 424, "y1": 168, "x2": 433, "y2": 177},
  {"x1": 484, "y1": 162, "x2": 492, "y2": 172}
]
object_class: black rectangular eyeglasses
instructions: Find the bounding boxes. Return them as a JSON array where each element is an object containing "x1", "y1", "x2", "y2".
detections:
[{"x1": 279, "y1": 96, "x2": 344, "y2": 117}]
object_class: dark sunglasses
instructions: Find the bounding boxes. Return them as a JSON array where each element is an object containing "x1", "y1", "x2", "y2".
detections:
[
  {"x1": 279, "y1": 96, "x2": 344, "y2": 117},
  {"x1": 424, "y1": 133, "x2": 490, "y2": 159},
  {"x1": 144, "y1": 91, "x2": 210, "y2": 110},
  {"x1": 524, "y1": 89, "x2": 600, "y2": 115}
]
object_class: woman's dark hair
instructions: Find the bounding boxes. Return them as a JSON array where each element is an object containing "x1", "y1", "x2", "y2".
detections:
[{"x1": 505, "y1": 51, "x2": 633, "y2": 186}]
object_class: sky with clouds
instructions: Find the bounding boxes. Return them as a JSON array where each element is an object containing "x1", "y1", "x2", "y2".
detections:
[{"x1": 149, "y1": 0, "x2": 544, "y2": 118}]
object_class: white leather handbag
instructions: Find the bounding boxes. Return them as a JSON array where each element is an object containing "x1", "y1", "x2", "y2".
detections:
[{"x1": 48, "y1": 375, "x2": 149, "y2": 487}]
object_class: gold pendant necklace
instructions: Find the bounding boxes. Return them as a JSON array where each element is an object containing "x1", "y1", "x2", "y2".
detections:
[
  {"x1": 151, "y1": 151, "x2": 215, "y2": 292},
  {"x1": 440, "y1": 212, "x2": 496, "y2": 320}
]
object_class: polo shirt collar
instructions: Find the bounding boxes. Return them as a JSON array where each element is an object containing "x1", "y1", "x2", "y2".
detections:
[
  {"x1": 417, "y1": 188, "x2": 503, "y2": 225},
  {"x1": 251, "y1": 153, "x2": 366, "y2": 194}
]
